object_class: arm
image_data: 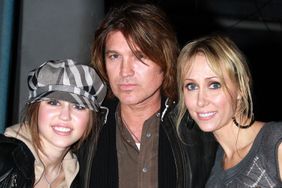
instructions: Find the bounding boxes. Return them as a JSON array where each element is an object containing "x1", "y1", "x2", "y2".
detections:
[
  {"x1": 0, "y1": 135, "x2": 16, "y2": 182},
  {"x1": 278, "y1": 142, "x2": 282, "y2": 180}
]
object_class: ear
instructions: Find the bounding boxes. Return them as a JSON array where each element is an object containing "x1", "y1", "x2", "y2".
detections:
[{"x1": 236, "y1": 91, "x2": 242, "y2": 100}]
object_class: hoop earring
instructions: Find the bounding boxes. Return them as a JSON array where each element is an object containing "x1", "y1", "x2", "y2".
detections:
[
  {"x1": 182, "y1": 111, "x2": 195, "y2": 129},
  {"x1": 232, "y1": 116, "x2": 255, "y2": 129}
]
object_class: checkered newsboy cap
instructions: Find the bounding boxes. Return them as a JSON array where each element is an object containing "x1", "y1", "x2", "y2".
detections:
[{"x1": 27, "y1": 59, "x2": 107, "y2": 111}]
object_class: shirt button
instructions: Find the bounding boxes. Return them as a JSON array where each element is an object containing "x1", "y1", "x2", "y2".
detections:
[
  {"x1": 146, "y1": 132, "x2": 152, "y2": 138},
  {"x1": 142, "y1": 167, "x2": 148, "y2": 173}
]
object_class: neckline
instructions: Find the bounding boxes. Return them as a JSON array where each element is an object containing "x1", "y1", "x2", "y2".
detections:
[
  {"x1": 217, "y1": 123, "x2": 267, "y2": 177},
  {"x1": 43, "y1": 163, "x2": 62, "y2": 187}
]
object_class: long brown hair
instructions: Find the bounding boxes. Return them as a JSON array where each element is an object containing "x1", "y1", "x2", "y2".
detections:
[
  {"x1": 20, "y1": 102, "x2": 97, "y2": 153},
  {"x1": 91, "y1": 3, "x2": 179, "y2": 101}
]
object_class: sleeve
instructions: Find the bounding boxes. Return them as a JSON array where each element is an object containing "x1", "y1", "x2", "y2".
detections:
[
  {"x1": 261, "y1": 122, "x2": 282, "y2": 180},
  {"x1": 0, "y1": 135, "x2": 17, "y2": 179}
]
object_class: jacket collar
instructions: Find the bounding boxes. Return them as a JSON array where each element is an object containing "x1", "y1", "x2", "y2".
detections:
[
  {"x1": 160, "y1": 97, "x2": 176, "y2": 122},
  {"x1": 102, "y1": 97, "x2": 176, "y2": 124}
]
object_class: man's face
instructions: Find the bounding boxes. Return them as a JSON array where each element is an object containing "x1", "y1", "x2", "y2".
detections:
[{"x1": 105, "y1": 31, "x2": 164, "y2": 106}]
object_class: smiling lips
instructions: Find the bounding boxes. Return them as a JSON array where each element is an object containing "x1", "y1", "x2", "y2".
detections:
[
  {"x1": 197, "y1": 111, "x2": 216, "y2": 120},
  {"x1": 52, "y1": 126, "x2": 72, "y2": 135}
]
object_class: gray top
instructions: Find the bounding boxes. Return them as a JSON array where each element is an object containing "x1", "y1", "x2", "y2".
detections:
[{"x1": 206, "y1": 122, "x2": 282, "y2": 188}]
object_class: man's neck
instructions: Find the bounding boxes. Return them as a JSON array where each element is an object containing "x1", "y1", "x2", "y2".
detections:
[{"x1": 120, "y1": 97, "x2": 161, "y2": 130}]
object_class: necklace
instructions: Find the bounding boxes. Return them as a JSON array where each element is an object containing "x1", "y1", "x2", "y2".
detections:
[
  {"x1": 121, "y1": 116, "x2": 141, "y2": 143},
  {"x1": 44, "y1": 163, "x2": 62, "y2": 188}
]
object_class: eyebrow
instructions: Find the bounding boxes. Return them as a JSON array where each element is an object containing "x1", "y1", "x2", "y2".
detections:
[
  {"x1": 185, "y1": 76, "x2": 218, "y2": 80},
  {"x1": 105, "y1": 50, "x2": 118, "y2": 54},
  {"x1": 206, "y1": 76, "x2": 218, "y2": 80}
]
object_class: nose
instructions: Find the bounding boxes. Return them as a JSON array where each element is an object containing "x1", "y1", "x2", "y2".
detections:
[
  {"x1": 120, "y1": 57, "x2": 134, "y2": 77},
  {"x1": 59, "y1": 102, "x2": 71, "y2": 121},
  {"x1": 197, "y1": 88, "x2": 209, "y2": 107}
]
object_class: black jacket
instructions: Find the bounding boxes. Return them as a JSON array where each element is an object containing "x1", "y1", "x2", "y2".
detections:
[
  {"x1": 0, "y1": 135, "x2": 35, "y2": 187},
  {"x1": 0, "y1": 135, "x2": 79, "y2": 188},
  {"x1": 77, "y1": 97, "x2": 217, "y2": 188}
]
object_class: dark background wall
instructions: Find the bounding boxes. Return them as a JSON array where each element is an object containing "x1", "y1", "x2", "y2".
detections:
[
  {"x1": 105, "y1": 0, "x2": 282, "y2": 122},
  {"x1": 160, "y1": 0, "x2": 282, "y2": 122},
  {"x1": 8, "y1": 0, "x2": 104, "y2": 124},
  {"x1": 7, "y1": 0, "x2": 282, "y2": 125}
]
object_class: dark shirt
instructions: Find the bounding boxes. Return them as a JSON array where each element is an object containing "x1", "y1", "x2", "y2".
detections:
[{"x1": 116, "y1": 106, "x2": 160, "y2": 188}]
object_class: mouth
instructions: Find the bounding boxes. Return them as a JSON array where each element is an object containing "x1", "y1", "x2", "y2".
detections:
[
  {"x1": 197, "y1": 111, "x2": 216, "y2": 120},
  {"x1": 119, "y1": 83, "x2": 137, "y2": 91},
  {"x1": 52, "y1": 126, "x2": 72, "y2": 135}
]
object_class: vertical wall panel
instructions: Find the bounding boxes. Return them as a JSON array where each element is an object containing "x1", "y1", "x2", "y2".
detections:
[
  {"x1": 11, "y1": 0, "x2": 104, "y2": 123},
  {"x1": 0, "y1": 0, "x2": 15, "y2": 132}
]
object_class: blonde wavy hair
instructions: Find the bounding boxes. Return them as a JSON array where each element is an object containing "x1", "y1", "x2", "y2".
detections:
[{"x1": 176, "y1": 35, "x2": 253, "y2": 132}]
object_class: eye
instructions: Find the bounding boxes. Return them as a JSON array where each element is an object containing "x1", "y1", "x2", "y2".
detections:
[
  {"x1": 185, "y1": 83, "x2": 198, "y2": 91},
  {"x1": 47, "y1": 99, "x2": 60, "y2": 106},
  {"x1": 106, "y1": 52, "x2": 120, "y2": 61},
  {"x1": 209, "y1": 81, "x2": 221, "y2": 89},
  {"x1": 135, "y1": 51, "x2": 146, "y2": 60},
  {"x1": 73, "y1": 104, "x2": 87, "y2": 111}
]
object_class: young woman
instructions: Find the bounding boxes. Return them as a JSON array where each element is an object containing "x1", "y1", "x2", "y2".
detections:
[
  {"x1": 0, "y1": 59, "x2": 106, "y2": 187},
  {"x1": 176, "y1": 35, "x2": 282, "y2": 187}
]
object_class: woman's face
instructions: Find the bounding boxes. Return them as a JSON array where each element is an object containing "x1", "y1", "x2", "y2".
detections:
[
  {"x1": 37, "y1": 99, "x2": 90, "y2": 151},
  {"x1": 183, "y1": 53, "x2": 239, "y2": 133}
]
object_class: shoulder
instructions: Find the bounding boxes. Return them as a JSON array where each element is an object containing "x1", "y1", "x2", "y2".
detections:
[
  {"x1": 0, "y1": 134, "x2": 35, "y2": 179},
  {"x1": 0, "y1": 135, "x2": 22, "y2": 173},
  {"x1": 264, "y1": 121, "x2": 282, "y2": 154},
  {"x1": 253, "y1": 122, "x2": 282, "y2": 183},
  {"x1": 100, "y1": 97, "x2": 118, "y2": 125},
  {"x1": 0, "y1": 134, "x2": 21, "y2": 155},
  {"x1": 101, "y1": 97, "x2": 118, "y2": 111},
  {"x1": 0, "y1": 134, "x2": 33, "y2": 163},
  {"x1": 254, "y1": 122, "x2": 282, "y2": 154},
  {"x1": 260, "y1": 121, "x2": 282, "y2": 143},
  {"x1": 266, "y1": 121, "x2": 282, "y2": 131},
  {"x1": 256, "y1": 122, "x2": 282, "y2": 167}
]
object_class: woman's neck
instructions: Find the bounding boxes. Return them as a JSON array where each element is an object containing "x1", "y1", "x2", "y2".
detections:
[
  {"x1": 214, "y1": 121, "x2": 264, "y2": 169},
  {"x1": 35, "y1": 149, "x2": 66, "y2": 188}
]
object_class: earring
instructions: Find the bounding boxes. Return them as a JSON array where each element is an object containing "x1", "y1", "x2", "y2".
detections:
[
  {"x1": 232, "y1": 116, "x2": 255, "y2": 129},
  {"x1": 182, "y1": 111, "x2": 195, "y2": 129}
]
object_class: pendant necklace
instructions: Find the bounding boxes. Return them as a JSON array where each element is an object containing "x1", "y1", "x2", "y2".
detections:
[
  {"x1": 44, "y1": 163, "x2": 62, "y2": 188},
  {"x1": 121, "y1": 116, "x2": 141, "y2": 143}
]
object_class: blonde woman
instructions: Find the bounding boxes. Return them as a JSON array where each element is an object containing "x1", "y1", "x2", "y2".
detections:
[{"x1": 176, "y1": 35, "x2": 282, "y2": 187}]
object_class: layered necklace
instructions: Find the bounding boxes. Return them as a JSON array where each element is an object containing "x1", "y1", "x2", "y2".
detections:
[{"x1": 44, "y1": 163, "x2": 62, "y2": 188}]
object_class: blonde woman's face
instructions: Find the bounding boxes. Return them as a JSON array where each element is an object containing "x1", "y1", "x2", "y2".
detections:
[{"x1": 183, "y1": 53, "x2": 239, "y2": 133}]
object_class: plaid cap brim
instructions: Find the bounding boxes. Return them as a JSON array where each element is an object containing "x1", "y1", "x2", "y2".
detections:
[
  {"x1": 27, "y1": 59, "x2": 107, "y2": 111},
  {"x1": 27, "y1": 90, "x2": 100, "y2": 112}
]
